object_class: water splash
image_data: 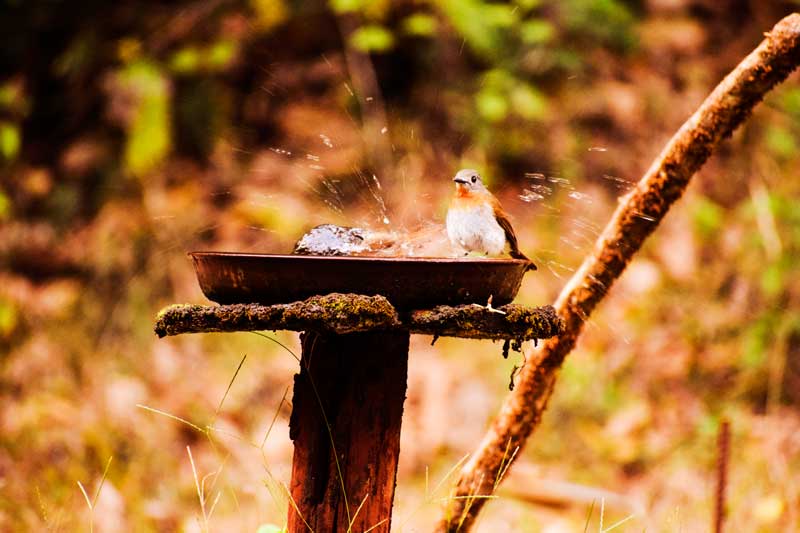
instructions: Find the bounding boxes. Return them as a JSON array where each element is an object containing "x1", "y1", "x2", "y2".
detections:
[
  {"x1": 568, "y1": 191, "x2": 593, "y2": 203},
  {"x1": 519, "y1": 190, "x2": 545, "y2": 202}
]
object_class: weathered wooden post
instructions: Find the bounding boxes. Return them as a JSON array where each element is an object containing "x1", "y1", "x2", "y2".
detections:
[
  {"x1": 154, "y1": 253, "x2": 563, "y2": 532},
  {"x1": 288, "y1": 331, "x2": 409, "y2": 531}
]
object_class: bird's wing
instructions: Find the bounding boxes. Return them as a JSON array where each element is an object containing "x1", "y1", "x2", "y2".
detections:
[{"x1": 492, "y1": 200, "x2": 536, "y2": 269}]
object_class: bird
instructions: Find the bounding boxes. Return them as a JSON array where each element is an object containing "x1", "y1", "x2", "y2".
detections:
[{"x1": 446, "y1": 168, "x2": 536, "y2": 269}]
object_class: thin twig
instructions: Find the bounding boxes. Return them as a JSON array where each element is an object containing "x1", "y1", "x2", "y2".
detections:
[
  {"x1": 714, "y1": 420, "x2": 731, "y2": 533},
  {"x1": 435, "y1": 13, "x2": 800, "y2": 532}
]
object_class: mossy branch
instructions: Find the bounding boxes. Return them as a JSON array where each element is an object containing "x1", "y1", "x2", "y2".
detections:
[
  {"x1": 154, "y1": 293, "x2": 563, "y2": 341},
  {"x1": 435, "y1": 13, "x2": 800, "y2": 532}
]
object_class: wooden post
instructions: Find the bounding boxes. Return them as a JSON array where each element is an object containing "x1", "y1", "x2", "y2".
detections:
[{"x1": 287, "y1": 330, "x2": 410, "y2": 532}]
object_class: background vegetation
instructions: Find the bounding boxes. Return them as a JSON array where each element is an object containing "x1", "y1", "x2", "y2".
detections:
[{"x1": 1, "y1": 0, "x2": 799, "y2": 531}]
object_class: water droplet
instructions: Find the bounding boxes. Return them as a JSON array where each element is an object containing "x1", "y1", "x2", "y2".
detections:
[
  {"x1": 525, "y1": 172, "x2": 546, "y2": 180},
  {"x1": 568, "y1": 191, "x2": 592, "y2": 203},
  {"x1": 548, "y1": 176, "x2": 571, "y2": 186},
  {"x1": 383, "y1": 216, "x2": 390, "y2": 225},
  {"x1": 381, "y1": 127, "x2": 388, "y2": 134},
  {"x1": 519, "y1": 189, "x2": 544, "y2": 202}
]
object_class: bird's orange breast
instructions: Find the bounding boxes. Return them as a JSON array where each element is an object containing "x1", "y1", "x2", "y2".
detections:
[{"x1": 451, "y1": 187, "x2": 495, "y2": 210}]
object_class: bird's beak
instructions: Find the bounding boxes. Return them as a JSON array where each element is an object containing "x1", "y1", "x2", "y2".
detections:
[{"x1": 453, "y1": 177, "x2": 468, "y2": 184}]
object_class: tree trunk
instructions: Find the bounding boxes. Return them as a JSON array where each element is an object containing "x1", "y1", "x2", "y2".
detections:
[{"x1": 287, "y1": 330, "x2": 409, "y2": 532}]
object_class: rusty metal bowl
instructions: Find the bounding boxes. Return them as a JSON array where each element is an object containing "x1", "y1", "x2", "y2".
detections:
[{"x1": 190, "y1": 252, "x2": 531, "y2": 309}]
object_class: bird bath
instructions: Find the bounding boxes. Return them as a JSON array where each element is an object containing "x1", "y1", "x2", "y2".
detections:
[{"x1": 155, "y1": 252, "x2": 563, "y2": 532}]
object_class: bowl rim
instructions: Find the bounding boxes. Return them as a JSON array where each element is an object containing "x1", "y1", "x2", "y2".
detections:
[{"x1": 188, "y1": 251, "x2": 531, "y2": 266}]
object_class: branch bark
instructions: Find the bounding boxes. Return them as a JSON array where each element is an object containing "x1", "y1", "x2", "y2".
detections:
[
  {"x1": 154, "y1": 293, "x2": 563, "y2": 341},
  {"x1": 435, "y1": 13, "x2": 800, "y2": 532}
]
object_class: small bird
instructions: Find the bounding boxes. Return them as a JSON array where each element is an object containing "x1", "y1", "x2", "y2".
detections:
[{"x1": 446, "y1": 169, "x2": 536, "y2": 269}]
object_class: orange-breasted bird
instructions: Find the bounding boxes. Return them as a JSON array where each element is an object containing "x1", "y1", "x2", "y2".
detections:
[{"x1": 446, "y1": 169, "x2": 536, "y2": 269}]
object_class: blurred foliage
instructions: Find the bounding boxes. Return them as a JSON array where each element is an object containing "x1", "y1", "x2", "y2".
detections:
[{"x1": 1, "y1": 0, "x2": 799, "y2": 531}]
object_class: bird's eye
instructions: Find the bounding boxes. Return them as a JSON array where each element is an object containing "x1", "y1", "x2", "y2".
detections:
[{"x1": 471, "y1": 175, "x2": 477, "y2": 183}]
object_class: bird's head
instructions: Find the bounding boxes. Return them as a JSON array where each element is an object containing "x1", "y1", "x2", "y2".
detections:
[{"x1": 452, "y1": 169, "x2": 487, "y2": 194}]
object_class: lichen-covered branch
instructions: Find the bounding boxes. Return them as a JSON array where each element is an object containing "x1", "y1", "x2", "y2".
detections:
[
  {"x1": 435, "y1": 13, "x2": 800, "y2": 532},
  {"x1": 154, "y1": 293, "x2": 563, "y2": 341},
  {"x1": 409, "y1": 304, "x2": 562, "y2": 341},
  {"x1": 155, "y1": 293, "x2": 401, "y2": 337}
]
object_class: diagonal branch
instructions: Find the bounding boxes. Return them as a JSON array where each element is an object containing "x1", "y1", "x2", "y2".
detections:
[{"x1": 435, "y1": 13, "x2": 800, "y2": 532}]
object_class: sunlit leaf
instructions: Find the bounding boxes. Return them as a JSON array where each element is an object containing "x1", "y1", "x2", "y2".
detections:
[
  {"x1": 765, "y1": 124, "x2": 797, "y2": 159},
  {"x1": 475, "y1": 88, "x2": 508, "y2": 122},
  {"x1": 0, "y1": 121, "x2": 20, "y2": 161},
  {"x1": 743, "y1": 317, "x2": 770, "y2": 368},
  {"x1": 520, "y1": 19, "x2": 555, "y2": 44},
  {"x1": 691, "y1": 197, "x2": 723, "y2": 238},
  {"x1": 0, "y1": 298, "x2": 17, "y2": 338},
  {"x1": 514, "y1": 0, "x2": 542, "y2": 10},
  {"x1": 349, "y1": 25, "x2": 394, "y2": 53},
  {"x1": 0, "y1": 191, "x2": 10, "y2": 220},
  {"x1": 402, "y1": 13, "x2": 438, "y2": 36},
  {"x1": 510, "y1": 83, "x2": 547, "y2": 120},
  {"x1": 251, "y1": 0, "x2": 289, "y2": 32},
  {"x1": 563, "y1": 0, "x2": 637, "y2": 51},
  {"x1": 780, "y1": 87, "x2": 800, "y2": 117},
  {"x1": 170, "y1": 47, "x2": 202, "y2": 74},
  {"x1": 482, "y1": 68, "x2": 514, "y2": 90},
  {"x1": 437, "y1": 0, "x2": 502, "y2": 59},
  {"x1": 329, "y1": 0, "x2": 364, "y2": 14},
  {"x1": 483, "y1": 4, "x2": 518, "y2": 27},
  {"x1": 118, "y1": 61, "x2": 171, "y2": 176},
  {"x1": 761, "y1": 262, "x2": 784, "y2": 297},
  {"x1": 207, "y1": 40, "x2": 238, "y2": 70}
]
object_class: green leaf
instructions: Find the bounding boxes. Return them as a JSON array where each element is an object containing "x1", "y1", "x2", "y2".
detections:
[
  {"x1": 118, "y1": 61, "x2": 171, "y2": 176},
  {"x1": 329, "y1": 0, "x2": 364, "y2": 14},
  {"x1": 780, "y1": 88, "x2": 800, "y2": 117},
  {"x1": 207, "y1": 40, "x2": 238, "y2": 70},
  {"x1": 438, "y1": 0, "x2": 503, "y2": 59},
  {"x1": 510, "y1": 84, "x2": 547, "y2": 120},
  {"x1": 0, "y1": 191, "x2": 10, "y2": 220},
  {"x1": 520, "y1": 19, "x2": 555, "y2": 44},
  {"x1": 0, "y1": 122, "x2": 20, "y2": 161},
  {"x1": 514, "y1": 0, "x2": 542, "y2": 10},
  {"x1": 170, "y1": 47, "x2": 202, "y2": 74},
  {"x1": 483, "y1": 4, "x2": 518, "y2": 27},
  {"x1": 402, "y1": 13, "x2": 438, "y2": 36},
  {"x1": 349, "y1": 25, "x2": 394, "y2": 53},
  {"x1": 691, "y1": 198, "x2": 724, "y2": 238},
  {"x1": 0, "y1": 298, "x2": 16, "y2": 338},
  {"x1": 760, "y1": 262, "x2": 783, "y2": 297},
  {"x1": 475, "y1": 89, "x2": 508, "y2": 122},
  {"x1": 765, "y1": 124, "x2": 797, "y2": 159},
  {"x1": 251, "y1": 0, "x2": 289, "y2": 32}
]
